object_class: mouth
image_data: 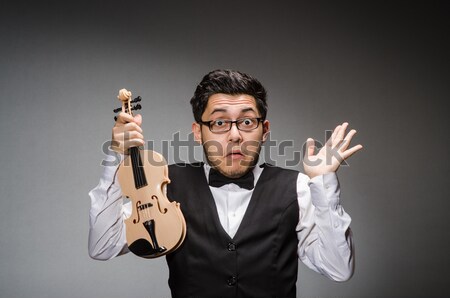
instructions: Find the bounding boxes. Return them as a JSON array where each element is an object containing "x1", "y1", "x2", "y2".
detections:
[{"x1": 226, "y1": 150, "x2": 245, "y2": 160}]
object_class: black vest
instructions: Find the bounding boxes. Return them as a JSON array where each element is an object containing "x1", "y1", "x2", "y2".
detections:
[{"x1": 166, "y1": 163, "x2": 300, "y2": 298}]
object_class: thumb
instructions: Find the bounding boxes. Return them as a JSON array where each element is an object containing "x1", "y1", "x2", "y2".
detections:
[
  {"x1": 305, "y1": 138, "x2": 315, "y2": 158},
  {"x1": 134, "y1": 114, "x2": 142, "y2": 126}
]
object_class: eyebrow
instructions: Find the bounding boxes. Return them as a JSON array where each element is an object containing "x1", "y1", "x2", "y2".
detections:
[{"x1": 209, "y1": 107, "x2": 257, "y2": 116}]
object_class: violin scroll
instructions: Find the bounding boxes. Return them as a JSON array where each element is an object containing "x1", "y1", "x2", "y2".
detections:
[
  {"x1": 117, "y1": 88, "x2": 132, "y2": 102},
  {"x1": 113, "y1": 89, "x2": 142, "y2": 119}
]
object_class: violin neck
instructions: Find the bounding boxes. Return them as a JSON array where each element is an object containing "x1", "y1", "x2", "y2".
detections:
[{"x1": 130, "y1": 147, "x2": 148, "y2": 189}]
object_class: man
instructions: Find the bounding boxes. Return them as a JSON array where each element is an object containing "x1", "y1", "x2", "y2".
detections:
[{"x1": 89, "y1": 69, "x2": 362, "y2": 297}]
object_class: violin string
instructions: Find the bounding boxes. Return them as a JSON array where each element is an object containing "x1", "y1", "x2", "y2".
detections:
[{"x1": 131, "y1": 147, "x2": 136, "y2": 187}]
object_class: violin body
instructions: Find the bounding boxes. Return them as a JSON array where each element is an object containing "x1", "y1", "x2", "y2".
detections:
[
  {"x1": 118, "y1": 150, "x2": 186, "y2": 258},
  {"x1": 114, "y1": 89, "x2": 186, "y2": 259}
]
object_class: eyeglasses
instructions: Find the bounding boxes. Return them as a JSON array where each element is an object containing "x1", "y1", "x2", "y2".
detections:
[{"x1": 199, "y1": 117, "x2": 263, "y2": 133}]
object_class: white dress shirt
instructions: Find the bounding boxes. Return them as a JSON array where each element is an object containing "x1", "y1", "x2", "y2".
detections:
[{"x1": 89, "y1": 153, "x2": 354, "y2": 281}]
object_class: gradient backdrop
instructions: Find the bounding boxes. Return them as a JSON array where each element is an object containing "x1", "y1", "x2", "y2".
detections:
[{"x1": 1, "y1": 1, "x2": 449, "y2": 297}]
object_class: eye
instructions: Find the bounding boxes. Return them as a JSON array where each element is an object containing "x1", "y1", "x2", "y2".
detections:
[
  {"x1": 214, "y1": 119, "x2": 225, "y2": 126},
  {"x1": 241, "y1": 118, "x2": 254, "y2": 126}
]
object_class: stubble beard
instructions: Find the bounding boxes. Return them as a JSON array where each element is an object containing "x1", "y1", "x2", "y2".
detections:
[{"x1": 202, "y1": 138, "x2": 262, "y2": 178}]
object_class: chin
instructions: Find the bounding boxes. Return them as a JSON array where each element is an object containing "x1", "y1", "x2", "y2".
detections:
[
  {"x1": 224, "y1": 167, "x2": 248, "y2": 178},
  {"x1": 220, "y1": 159, "x2": 255, "y2": 178}
]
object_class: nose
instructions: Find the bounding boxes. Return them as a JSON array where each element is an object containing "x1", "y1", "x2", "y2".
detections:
[{"x1": 228, "y1": 122, "x2": 242, "y2": 143}]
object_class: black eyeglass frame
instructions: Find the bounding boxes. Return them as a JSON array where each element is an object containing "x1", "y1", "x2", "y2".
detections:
[{"x1": 199, "y1": 117, "x2": 264, "y2": 133}]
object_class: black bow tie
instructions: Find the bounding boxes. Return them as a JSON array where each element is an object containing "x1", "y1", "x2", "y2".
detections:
[{"x1": 208, "y1": 168, "x2": 255, "y2": 190}]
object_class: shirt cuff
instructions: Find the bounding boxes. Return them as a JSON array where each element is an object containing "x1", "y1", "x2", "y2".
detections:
[{"x1": 308, "y1": 172, "x2": 340, "y2": 209}]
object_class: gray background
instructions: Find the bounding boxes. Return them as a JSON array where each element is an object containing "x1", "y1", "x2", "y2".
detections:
[{"x1": 1, "y1": 0, "x2": 449, "y2": 297}]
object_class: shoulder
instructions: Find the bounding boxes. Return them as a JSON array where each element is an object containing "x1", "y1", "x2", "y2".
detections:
[
  {"x1": 168, "y1": 162, "x2": 204, "y2": 177},
  {"x1": 259, "y1": 163, "x2": 300, "y2": 186},
  {"x1": 260, "y1": 163, "x2": 300, "y2": 176},
  {"x1": 263, "y1": 164, "x2": 310, "y2": 189}
]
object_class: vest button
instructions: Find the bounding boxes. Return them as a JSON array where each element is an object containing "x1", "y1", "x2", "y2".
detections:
[
  {"x1": 227, "y1": 242, "x2": 236, "y2": 251},
  {"x1": 227, "y1": 276, "x2": 237, "y2": 286}
]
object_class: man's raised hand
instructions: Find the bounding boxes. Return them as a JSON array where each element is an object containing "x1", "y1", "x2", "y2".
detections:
[{"x1": 303, "y1": 122, "x2": 363, "y2": 179}]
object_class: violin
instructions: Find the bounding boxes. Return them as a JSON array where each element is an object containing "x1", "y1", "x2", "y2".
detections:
[{"x1": 114, "y1": 89, "x2": 186, "y2": 258}]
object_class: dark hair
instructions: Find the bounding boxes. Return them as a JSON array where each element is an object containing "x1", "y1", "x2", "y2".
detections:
[{"x1": 190, "y1": 69, "x2": 268, "y2": 123}]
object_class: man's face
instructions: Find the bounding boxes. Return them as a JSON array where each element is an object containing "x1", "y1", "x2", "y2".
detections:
[{"x1": 192, "y1": 93, "x2": 270, "y2": 178}]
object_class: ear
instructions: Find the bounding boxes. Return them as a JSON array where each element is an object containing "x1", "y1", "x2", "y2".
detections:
[
  {"x1": 192, "y1": 122, "x2": 202, "y2": 144},
  {"x1": 261, "y1": 120, "x2": 270, "y2": 143}
]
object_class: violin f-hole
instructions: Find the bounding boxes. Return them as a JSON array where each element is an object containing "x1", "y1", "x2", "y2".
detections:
[{"x1": 151, "y1": 195, "x2": 168, "y2": 214}]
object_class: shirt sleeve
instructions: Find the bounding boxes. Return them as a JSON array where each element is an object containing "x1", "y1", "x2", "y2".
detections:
[
  {"x1": 296, "y1": 172, "x2": 355, "y2": 281},
  {"x1": 88, "y1": 153, "x2": 131, "y2": 260}
]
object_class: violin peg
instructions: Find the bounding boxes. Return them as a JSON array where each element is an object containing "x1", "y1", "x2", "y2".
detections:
[
  {"x1": 114, "y1": 116, "x2": 118, "y2": 121},
  {"x1": 131, "y1": 104, "x2": 142, "y2": 111},
  {"x1": 113, "y1": 107, "x2": 122, "y2": 113},
  {"x1": 131, "y1": 96, "x2": 142, "y2": 103}
]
